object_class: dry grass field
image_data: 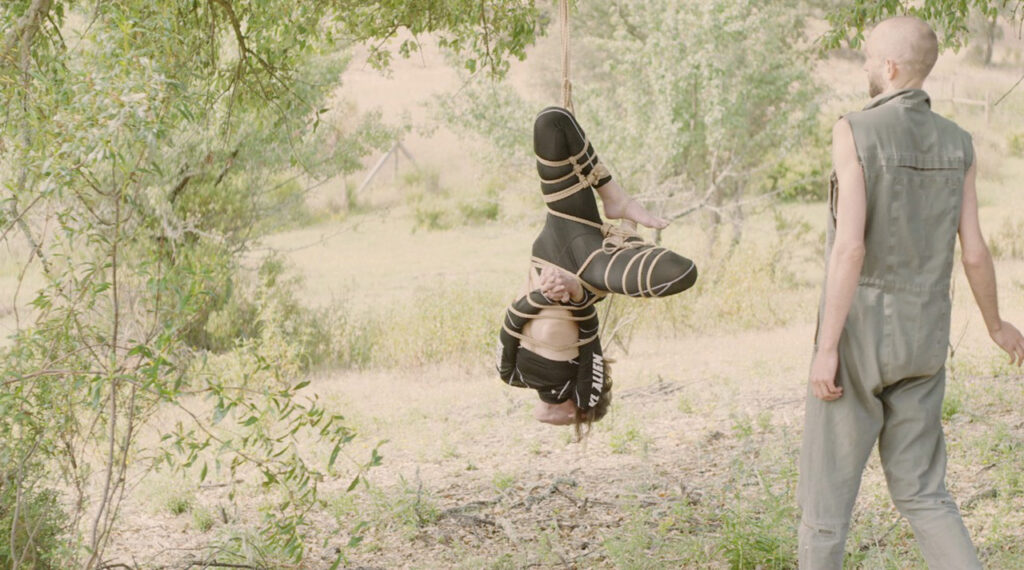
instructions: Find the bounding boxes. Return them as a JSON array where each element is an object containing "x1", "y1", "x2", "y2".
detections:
[{"x1": 86, "y1": 26, "x2": 1024, "y2": 570}]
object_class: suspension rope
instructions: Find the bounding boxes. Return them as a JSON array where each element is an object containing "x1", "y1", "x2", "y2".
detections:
[{"x1": 560, "y1": 0, "x2": 574, "y2": 113}]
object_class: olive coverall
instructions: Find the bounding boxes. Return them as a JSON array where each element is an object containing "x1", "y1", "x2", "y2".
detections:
[{"x1": 798, "y1": 89, "x2": 981, "y2": 569}]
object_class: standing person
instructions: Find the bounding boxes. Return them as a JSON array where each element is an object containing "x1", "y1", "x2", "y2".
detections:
[{"x1": 798, "y1": 16, "x2": 1024, "y2": 569}]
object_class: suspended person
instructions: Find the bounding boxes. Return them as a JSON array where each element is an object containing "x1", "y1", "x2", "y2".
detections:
[
  {"x1": 497, "y1": 107, "x2": 698, "y2": 427},
  {"x1": 798, "y1": 16, "x2": 1024, "y2": 569},
  {"x1": 498, "y1": 264, "x2": 611, "y2": 436}
]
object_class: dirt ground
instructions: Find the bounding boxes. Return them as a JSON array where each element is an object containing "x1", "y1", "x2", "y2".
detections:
[{"x1": 102, "y1": 23, "x2": 1024, "y2": 570}]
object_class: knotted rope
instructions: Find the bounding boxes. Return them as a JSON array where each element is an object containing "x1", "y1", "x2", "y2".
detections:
[{"x1": 600, "y1": 220, "x2": 646, "y2": 254}]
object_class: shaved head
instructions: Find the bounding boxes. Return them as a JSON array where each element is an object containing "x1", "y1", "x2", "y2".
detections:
[{"x1": 863, "y1": 17, "x2": 939, "y2": 96}]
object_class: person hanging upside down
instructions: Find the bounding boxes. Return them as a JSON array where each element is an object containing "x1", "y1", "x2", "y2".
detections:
[
  {"x1": 497, "y1": 107, "x2": 697, "y2": 428},
  {"x1": 498, "y1": 265, "x2": 612, "y2": 432}
]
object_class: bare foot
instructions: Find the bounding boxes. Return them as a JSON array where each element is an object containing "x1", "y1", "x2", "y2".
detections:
[
  {"x1": 603, "y1": 197, "x2": 668, "y2": 229},
  {"x1": 596, "y1": 180, "x2": 669, "y2": 229}
]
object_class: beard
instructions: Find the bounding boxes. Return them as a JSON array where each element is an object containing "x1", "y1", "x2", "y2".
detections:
[{"x1": 868, "y1": 73, "x2": 884, "y2": 97}]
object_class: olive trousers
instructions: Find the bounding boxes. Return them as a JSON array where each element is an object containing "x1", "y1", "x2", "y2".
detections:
[{"x1": 797, "y1": 365, "x2": 981, "y2": 569}]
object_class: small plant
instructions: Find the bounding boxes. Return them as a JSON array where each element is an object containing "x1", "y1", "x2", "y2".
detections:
[
  {"x1": 487, "y1": 553, "x2": 519, "y2": 570},
  {"x1": 1008, "y1": 132, "x2": 1024, "y2": 158},
  {"x1": 730, "y1": 412, "x2": 755, "y2": 440},
  {"x1": 988, "y1": 218, "x2": 1024, "y2": 260},
  {"x1": 368, "y1": 476, "x2": 439, "y2": 538},
  {"x1": 193, "y1": 507, "x2": 216, "y2": 532},
  {"x1": 716, "y1": 495, "x2": 798, "y2": 569},
  {"x1": 401, "y1": 168, "x2": 442, "y2": 194},
  {"x1": 413, "y1": 206, "x2": 452, "y2": 231},
  {"x1": 206, "y1": 526, "x2": 296, "y2": 569},
  {"x1": 458, "y1": 200, "x2": 499, "y2": 224},
  {"x1": 492, "y1": 472, "x2": 517, "y2": 493},
  {"x1": 609, "y1": 424, "x2": 653, "y2": 455},
  {"x1": 677, "y1": 394, "x2": 696, "y2": 414},
  {"x1": 528, "y1": 440, "x2": 543, "y2": 455},
  {"x1": 942, "y1": 389, "x2": 964, "y2": 422},
  {"x1": 166, "y1": 493, "x2": 194, "y2": 516}
]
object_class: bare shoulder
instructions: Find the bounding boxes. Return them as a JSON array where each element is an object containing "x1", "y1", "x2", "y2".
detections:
[
  {"x1": 832, "y1": 117, "x2": 854, "y2": 143},
  {"x1": 831, "y1": 118, "x2": 859, "y2": 165}
]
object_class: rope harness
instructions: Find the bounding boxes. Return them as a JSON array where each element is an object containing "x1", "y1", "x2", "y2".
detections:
[
  {"x1": 535, "y1": 136, "x2": 670, "y2": 298},
  {"x1": 501, "y1": 138, "x2": 674, "y2": 353},
  {"x1": 500, "y1": 0, "x2": 682, "y2": 355}
]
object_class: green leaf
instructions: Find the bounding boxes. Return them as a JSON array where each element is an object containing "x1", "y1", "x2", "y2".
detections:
[
  {"x1": 328, "y1": 442, "x2": 342, "y2": 470},
  {"x1": 212, "y1": 399, "x2": 230, "y2": 425}
]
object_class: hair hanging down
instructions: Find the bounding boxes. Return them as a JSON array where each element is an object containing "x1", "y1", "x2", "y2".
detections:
[{"x1": 572, "y1": 360, "x2": 613, "y2": 441}]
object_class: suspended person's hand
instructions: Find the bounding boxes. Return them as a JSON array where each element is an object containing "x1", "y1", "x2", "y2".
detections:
[
  {"x1": 990, "y1": 320, "x2": 1024, "y2": 366},
  {"x1": 809, "y1": 347, "x2": 843, "y2": 401},
  {"x1": 540, "y1": 266, "x2": 582, "y2": 303}
]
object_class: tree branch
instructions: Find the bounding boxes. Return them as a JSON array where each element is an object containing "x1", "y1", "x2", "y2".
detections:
[
  {"x1": 0, "y1": 0, "x2": 53, "y2": 71},
  {"x1": 209, "y1": 0, "x2": 247, "y2": 61}
]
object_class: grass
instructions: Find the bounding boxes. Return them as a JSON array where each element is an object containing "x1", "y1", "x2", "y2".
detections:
[
  {"x1": 608, "y1": 423, "x2": 654, "y2": 456},
  {"x1": 192, "y1": 507, "x2": 216, "y2": 533},
  {"x1": 86, "y1": 37, "x2": 1024, "y2": 569},
  {"x1": 602, "y1": 420, "x2": 801, "y2": 569},
  {"x1": 492, "y1": 472, "x2": 517, "y2": 493},
  {"x1": 326, "y1": 476, "x2": 441, "y2": 545}
]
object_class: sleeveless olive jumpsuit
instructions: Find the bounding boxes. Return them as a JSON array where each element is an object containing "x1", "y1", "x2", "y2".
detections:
[{"x1": 798, "y1": 89, "x2": 980, "y2": 569}]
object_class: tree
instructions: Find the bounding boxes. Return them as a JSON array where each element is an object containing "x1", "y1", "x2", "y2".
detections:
[
  {"x1": 819, "y1": 0, "x2": 1023, "y2": 51},
  {"x1": 0, "y1": 1, "x2": 539, "y2": 567},
  {"x1": 439, "y1": 0, "x2": 820, "y2": 246}
]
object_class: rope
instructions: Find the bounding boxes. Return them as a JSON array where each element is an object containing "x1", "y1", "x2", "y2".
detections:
[{"x1": 560, "y1": 0, "x2": 573, "y2": 113}]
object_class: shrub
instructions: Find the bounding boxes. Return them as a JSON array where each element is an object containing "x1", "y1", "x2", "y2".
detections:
[
  {"x1": 0, "y1": 474, "x2": 68, "y2": 570},
  {"x1": 1008, "y1": 133, "x2": 1024, "y2": 157}
]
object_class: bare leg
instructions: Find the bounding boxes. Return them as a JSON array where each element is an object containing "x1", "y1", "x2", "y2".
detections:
[{"x1": 596, "y1": 179, "x2": 668, "y2": 229}]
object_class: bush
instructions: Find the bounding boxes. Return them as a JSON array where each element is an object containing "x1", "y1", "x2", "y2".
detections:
[
  {"x1": 648, "y1": 211, "x2": 819, "y2": 334},
  {"x1": 458, "y1": 200, "x2": 499, "y2": 224},
  {"x1": 765, "y1": 126, "x2": 831, "y2": 202},
  {"x1": 197, "y1": 254, "x2": 346, "y2": 371},
  {"x1": 1008, "y1": 132, "x2": 1024, "y2": 158},
  {"x1": 0, "y1": 474, "x2": 68, "y2": 570}
]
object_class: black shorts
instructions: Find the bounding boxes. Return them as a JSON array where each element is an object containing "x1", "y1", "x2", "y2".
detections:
[{"x1": 516, "y1": 347, "x2": 577, "y2": 404}]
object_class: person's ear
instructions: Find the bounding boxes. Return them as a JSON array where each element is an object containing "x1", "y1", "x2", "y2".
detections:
[{"x1": 885, "y1": 59, "x2": 897, "y2": 82}]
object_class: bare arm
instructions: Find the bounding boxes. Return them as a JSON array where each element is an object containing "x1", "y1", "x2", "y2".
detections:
[
  {"x1": 957, "y1": 156, "x2": 1024, "y2": 365},
  {"x1": 809, "y1": 119, "x2": 867, "y2": 401}
]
